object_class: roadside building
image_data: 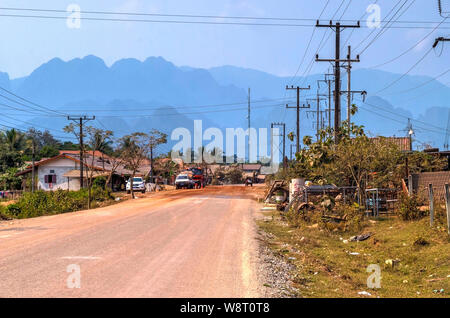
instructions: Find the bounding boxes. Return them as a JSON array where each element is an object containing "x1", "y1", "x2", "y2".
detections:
[{"x1": 16, "y1": 151, "x2": 134, "y2": 192}]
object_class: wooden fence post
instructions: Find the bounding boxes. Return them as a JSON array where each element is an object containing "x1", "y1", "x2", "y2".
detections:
[
  {"x1": 428, "y1": 184, "x2": 434, "y2": 227},
  {"x1": 408, "y1": 175, "x2": 413, "y2": 196},
  {"x1": 445, "y1": 184, "x2": 450, "y2": 235}
]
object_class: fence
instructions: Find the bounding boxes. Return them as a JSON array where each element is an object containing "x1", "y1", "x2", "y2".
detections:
[
  {"x1": 427, "y1": 183, "x2": 450, "y2": 234},
  {"x1": 410, "y1": 171, "x2": 450, "y2": 201}
]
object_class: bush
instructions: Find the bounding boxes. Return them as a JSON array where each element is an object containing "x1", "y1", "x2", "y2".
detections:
[
  {"x1": 5, "y1": 203, "x2": 22, "y2": 217},
  {"x1": 397, "y1": 193, "x2": 425, "y2": 221},
  {"x1": 92, "y1": 176, "x2": 107, "y2": 189},
  {"x1": 434, "y1": 202, "x2": 448, "y2": 227},
  {"x1": 6, "y1": 188, "x2": 114, "y2": 219}
]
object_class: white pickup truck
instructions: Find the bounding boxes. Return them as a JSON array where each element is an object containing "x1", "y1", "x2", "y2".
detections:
[
  {"x1": 126, "y1": 177, "x2": 146, "y2": 194},
  {"x1": 175, "y1": 174, "x2": 195, "y2": 189}
]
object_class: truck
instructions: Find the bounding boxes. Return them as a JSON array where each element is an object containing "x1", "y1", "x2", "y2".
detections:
[
  {"x1": 175, "y1": 173, "x2": 195, "y2": 189},
  {"x1": 175, "y1": 168, "x2": 207, "y2": 189}
]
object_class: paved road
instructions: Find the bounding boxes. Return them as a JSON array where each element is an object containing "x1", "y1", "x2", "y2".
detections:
[{"x1": 0, "y1": 186, "x2": 263, "y2": 297}]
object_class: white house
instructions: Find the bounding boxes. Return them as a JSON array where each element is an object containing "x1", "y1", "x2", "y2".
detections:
[{"x1": 18, "y1": 153, "x2": 107, "y2": 191}]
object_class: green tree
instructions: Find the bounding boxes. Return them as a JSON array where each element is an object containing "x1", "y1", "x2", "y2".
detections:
[{"x1": 119, "y1": 132, "x2": 150, "y2": 199}]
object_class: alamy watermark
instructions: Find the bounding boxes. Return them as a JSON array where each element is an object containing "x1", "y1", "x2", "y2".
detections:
[
  {"x1": 366, "y1": 264, "x2": 381, "y2": 289},
  {"x1": 66, "y1": 4, "x2": 81, "y2": 29},
  {"x1": 170, "y1": 120, "x2": 280, "y2": 174},
  {"x1": 366, "y1": 4, "x2": 381, "y2": 28},
  {"x1": 66, "y1": 264, "x2": 81, "y2": 288}
]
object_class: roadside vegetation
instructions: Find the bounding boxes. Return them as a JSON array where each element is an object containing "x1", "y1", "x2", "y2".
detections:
[
  {"x1": 260, "y1": 116, "x2": 449, "y2": 298},
  {"x1": 0, "y1": 186, "x2": 114, "y2": 219},
  {"x1": 259, "y1": 211, "x2": 449, "y2": 298}
]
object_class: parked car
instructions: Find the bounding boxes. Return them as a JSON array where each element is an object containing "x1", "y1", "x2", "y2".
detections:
[
  {"x1": 126, "y1": 177, "x2": 146, "y2": 194},
  {"x1": 175, "y1": 174, "x2": 195, "y2": 189}
]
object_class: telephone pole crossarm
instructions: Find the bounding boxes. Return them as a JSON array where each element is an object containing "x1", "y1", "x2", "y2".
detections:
[
  {"x1": 433, "y1": 37, "x2": 450, "y2": 48},
  {"x1": 67, "y1": 115, "x2": 96, "y2": 189},
  {"x1": 285, "y1": 85, "x2": 311, "y2": 154}
]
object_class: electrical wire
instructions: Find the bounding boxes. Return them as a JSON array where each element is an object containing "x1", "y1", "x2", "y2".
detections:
[{"x1": 373, "y1": 46, "x2": 434, "y2": 95}]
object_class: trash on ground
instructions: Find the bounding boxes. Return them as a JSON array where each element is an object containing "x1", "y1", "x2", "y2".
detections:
[{"x1": 349, "y1": 233, "x2": 372, "y2": 242}]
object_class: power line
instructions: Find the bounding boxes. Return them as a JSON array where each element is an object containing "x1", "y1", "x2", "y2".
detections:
[
  {"x1": 357, "y1": 99, "x2": 450, "y2": 135},
  {"x1": 286, "y1": 0, "x2": 330, "y2": 86},
  {"x1": 38, "y1": 96, "x2": 298, "y2": 112},
  {"x1": 1, "y1": 6, "x2": 449, "y2": 24},
  {"x1": 379, "y1": 67, "x2": 450, "y2": 96},
  {"x1": 90, "y1": 102, "x2": 290, "y2": 118},
  {"x1": 354, "y1": 0, "x2": 405, "y2": 52},
  {"x1": 365, "y1": 16, "x2": 449, "y2": 69},
  {"x1": 0, "y1": 85, "x2": 67, "y2": 116},
  {"x1": 373, "y1": 46, "x2": 434, "y2": 95},
  {"x1": 359, "y1": 0, "x2": 416, "y2": 55},
  {"x1": 0, "y1": 11, "x2": 447, "y2": 29}
]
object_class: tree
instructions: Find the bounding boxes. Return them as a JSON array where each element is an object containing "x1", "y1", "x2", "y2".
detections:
[
  {"x1": 104, "y1": 140, "x2": 125, "y2": 191},
  {"x1": 84, "y1": 127, "x2": 113, "y2": 209},
  {"x1": 119, "y1": 132, "x2": 149, "y2": 199},
  {"x1": 147, "y1": 129, "x2": 167, "y2": 183},
  {"x1": 224, "y1": 166, "x2": 243, "y2": 184}
]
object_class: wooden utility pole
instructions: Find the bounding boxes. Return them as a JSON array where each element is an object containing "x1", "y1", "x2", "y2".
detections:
[
  {"x1": 272, "y1": 122, "x2": 286, "y2": 170},
  {"x1": 67, "y1": 116, "x2": 95, "y2": 188},
  {"x1": 445, "y1": 183, "x2": 450, "y2": 235},
  {"x1": 307, "y1": 94, "x2": 327, "y2": 141},
  {"x1": 285, "y1": 85, "x2": 310, "y2": 153},
  {"x1": 31, "y1": 138, "x2": 36, "y2": 193},
  {"x1": 318, "y1": 73, "x2": 334, "y2": 130},
  {"x1": 429, "y1": 184, "x2": 434, "y2": 227},
  {"x1": 433, "y1": 37, "x2": 450, "y2": 48},
  {"x1": 316, "y1": 20, "x2": 360, "y2": 142},
  {"x1": 248, "y1": 87, "x2": 251, "y2": 163}
]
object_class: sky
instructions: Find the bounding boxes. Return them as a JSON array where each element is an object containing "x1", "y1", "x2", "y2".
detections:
[{"x1": 0, "y1": 0, "x2": 449, "y2": 82}]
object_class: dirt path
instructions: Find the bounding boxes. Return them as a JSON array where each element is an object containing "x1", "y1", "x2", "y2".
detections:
[{"x1": 0, "y1": 186, "x2": 266, "y2": 297}]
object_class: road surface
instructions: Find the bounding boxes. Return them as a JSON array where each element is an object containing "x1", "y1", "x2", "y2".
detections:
[{"x1": 0, "y1": 186, "x2": 264, "y2": 297}]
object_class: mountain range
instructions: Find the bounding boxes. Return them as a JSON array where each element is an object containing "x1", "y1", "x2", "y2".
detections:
[{"x1": 0, "y1": 55, "x2": 449, "y2": 154}]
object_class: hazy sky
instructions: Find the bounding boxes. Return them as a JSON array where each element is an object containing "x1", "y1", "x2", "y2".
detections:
[{"x1": 0, "y1": 0, "x2": 449, "y2": 81}]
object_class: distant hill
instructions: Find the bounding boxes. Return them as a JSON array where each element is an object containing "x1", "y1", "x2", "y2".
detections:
[{"x1": 0, "y1": 55, "x2": 449, "y2": 152}]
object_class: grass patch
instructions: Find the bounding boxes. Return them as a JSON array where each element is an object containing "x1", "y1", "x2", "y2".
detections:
[{"x1": 258, "y1": 211, "x2": 450, "y2": 298}]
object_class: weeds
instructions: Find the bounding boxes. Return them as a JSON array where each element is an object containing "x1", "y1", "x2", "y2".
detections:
[{"x1": 397, "y1": 193, "x2": 425, "y2": 221}]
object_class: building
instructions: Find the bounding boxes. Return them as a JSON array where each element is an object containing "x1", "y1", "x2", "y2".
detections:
[
  {"x1": 370, "y1": 136, "x2": 412, "y2": 152},
  {"x1": 17, "y1": 151, "x2": 133, "y2": 191}
]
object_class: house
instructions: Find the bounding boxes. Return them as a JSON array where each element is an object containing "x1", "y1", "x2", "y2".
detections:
[
  {"x1": 17, "y1": 151, "x2": 133, "y2": 192},
  {"x1": 370, "y1": 136, "x2": 412, "y2": 152}
]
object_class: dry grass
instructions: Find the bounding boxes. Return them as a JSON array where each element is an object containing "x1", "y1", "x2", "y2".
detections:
[{"x1": 258, "y1": 212, "x2": 450, "y2": 298}]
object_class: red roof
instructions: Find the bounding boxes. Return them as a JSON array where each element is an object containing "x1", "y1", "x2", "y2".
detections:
[{"x1": 59, "y1": 150, "x2": 111, "y2": 159}]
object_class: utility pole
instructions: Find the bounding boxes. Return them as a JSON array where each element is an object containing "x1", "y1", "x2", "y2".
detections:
[
  {"x1": 406, "y1": 118, "x2": 414, "y2": 151},
  {"x1": 433, "y1": 37, "x2": 450, "y2": 48},
  {"x1": 318, "y1": 73, "x2": 334, "y2": 130},
  {"x1": 248, "y1": 88, "x2": 251, "y2": 163},
  {"x1": 337, "y1": 45, "x2": 365, "y2": 133},
  {"x1": 285, "y1": 85, "x2": 310, "y2": 153},
  {"x1": 307, "y1": 93, "x2": 327, "y2": 141},
  {"x1": 67, "y1": 115, "x2": 95, "y2": 188},
  {"x1": 31, "y1": 137, "x2": 36, "y2": 193},
  {"x1": 316, "y1": 20, "x2": 360, "y2": 142},
  {"x1": 272, "y1": 122, "x2": 286, "y2": 170}
]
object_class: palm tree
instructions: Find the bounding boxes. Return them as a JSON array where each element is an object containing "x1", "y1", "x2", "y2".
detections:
[{"x1": 5, "y1": 129, "x2": 26, "y2": 152}]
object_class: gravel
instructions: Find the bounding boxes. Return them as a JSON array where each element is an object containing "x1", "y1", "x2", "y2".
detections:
[{"x1": 256, "y1": 230, "x2": 299, "y2": 298}]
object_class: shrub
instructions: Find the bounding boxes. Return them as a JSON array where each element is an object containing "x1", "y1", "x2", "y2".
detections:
[
  {"x1": 92, "y1": 176, "x2": 107, "y2": 189},
  {"x1": 330, "y1": 203, "x2": 365, "y2": 233},
  {"x1": 397, "y1": 193, "x2": 425, "y2": 221},
  {"x1": 5, "y1": 203, "x2": 22, "y2": 217},
  {"x1": 434, "y1": 202, "x2": 448, "y2": 227},
  {"x1": 7, "y1": 188, "x2": 114, "y2": 219}
]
